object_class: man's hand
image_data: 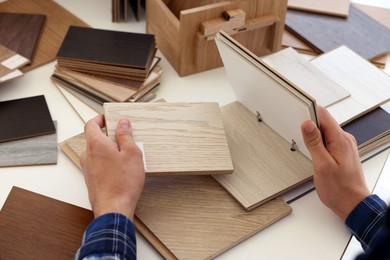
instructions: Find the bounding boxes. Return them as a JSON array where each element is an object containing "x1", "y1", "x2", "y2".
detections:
[
  {"x1": 301, "y1": 106, "x2": 369, "y2": 221},
  {"x1": 80, "y1": 114, "x2": 145, "y2": 221}
]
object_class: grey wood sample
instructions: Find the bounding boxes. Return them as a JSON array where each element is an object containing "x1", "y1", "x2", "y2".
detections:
[
  {"x1": 0, "y1": 122, "x2": 58, "y2": 167},
  {"x1": 285, "y1": 5, "x2": 390, "y2": 60}
]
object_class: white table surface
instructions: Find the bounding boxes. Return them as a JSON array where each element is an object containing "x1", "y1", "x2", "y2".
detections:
[{"x1": 0, "y1": 0, "x2": 389, "y2": 259}]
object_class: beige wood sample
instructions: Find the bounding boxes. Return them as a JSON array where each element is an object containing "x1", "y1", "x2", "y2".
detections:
[
  {"x1": 59, "y1": 134, "x2": 292, "y2": 259},
  {"x1": 287, "y1": 0, "x2": 350, "y2": 17},
  {"x1": 104, "y1": 102, "x2": 233, "y2": 176},
  {"x1": 311, "y1": 46, "x2": 390, "y2": 125},
  {"x1": 262, "y1": 48, "x2": 350, "y2": 107},
  {"x1": 213, "y1": 102, "x2": 313, "y2": 210}
]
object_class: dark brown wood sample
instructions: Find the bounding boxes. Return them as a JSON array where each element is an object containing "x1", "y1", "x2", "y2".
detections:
[
  {"x1": 285, "y1": 5, "x2": 390, "y2": 60},
  {"x1": 0, "y1": 12, "x2": 45, "y2": 60},
  {"x1": 0, "y1": 187, "x2": 94, "y2": 259},
  {"x1": 0, "y1": 95, "x2": 55, "y2": 143}
]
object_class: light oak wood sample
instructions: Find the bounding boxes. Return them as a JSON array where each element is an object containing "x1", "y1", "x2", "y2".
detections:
[
  {"x1": 0, "y1": 187, "x2": 93, "y2": 258},
  {"x1": 310, "y1": 46, "x2": 390, "y2": 125},
  {"x1": 147, "y1": 0, "x2": 287, "y2": 76},
  {"x1": 59, "y1": 135, "x2": 292, "y2": 259},
  {"x1": 285, "y1": 6, "x2": 390, "y2": 60},
  {"x1": 0, "y1": 0, "x2": 89, "y2": 72},
  {"x1": 104, "y1": 102, "x2": 233, "y2": 176},
  {"x1": 262, "y1": 47, "x2": 350, "y2": 108},
  {"x1": 214, "y1": 102, "x2": 313, "y2": 210},
  {"x1": 287, "y1": 0, "x2": 350, "y2": 17},
  {"x1": 0, "y1": 121, "x2": 57, "y2": 167}
]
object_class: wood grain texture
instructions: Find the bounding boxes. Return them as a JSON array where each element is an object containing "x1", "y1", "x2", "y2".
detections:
[
  {"x1": 0, "y1": 12, "x2": 45, "y2": 60},
  {"x1": 262, "y1": 47, "x2": 350, "y2": 107},
  {"x1": 104, "y1": 102, "x2": 233, "y2": 176},
  {"x1": 287, "y1": 0, "x2": 350, "y2": 17},
  {"x1": 0, "y1": 121, "x2": 57, "y2": 167},
  {"x1": 310, "y1": 46, "x2": 390, "y2": 125},
  {"x1": 0, "y1": 0, "x2": 89, "y2": 72},
  {"x1": 0, "y1": 95, "x2": 55, "y2": 143},
  {"x1": 0, "y1": 44, "x2": 30, "y2": 71},
  {"x1": 285, "y1": 5, "x2": 390, "y2": 60},
  {"x1": 59, "y1": 135, "x2": 292, "y2": 259},
  {"x1": 213, "y1": 102, "x2": 313, "y2": 210},
  {"x1": 0, "y1": 187, "x2": 93, "y2": 259}
]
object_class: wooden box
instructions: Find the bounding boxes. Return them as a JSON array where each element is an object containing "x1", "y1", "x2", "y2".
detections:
[{"x1": 146, "y1": 0, "x2": 287, "y2": 76}]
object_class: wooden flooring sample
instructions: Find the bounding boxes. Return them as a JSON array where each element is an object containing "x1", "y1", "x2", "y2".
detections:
[
  {"x1": 310, "y1": 46, "x2": 390, "y2": 125},
  {"x1": 0, "y1": 95, "x2": 55, "y2": 142},
  {"x1": 285, "y1": 5, "x2": 390, "y2": 60},
  {"x1": 0, "y1": 0, "x2": 89, "y2": 72},
  {"x1": 262, "y1": 48, "x2": 350, "y2": 107},
  {"x1": 287, "y1": 0, "x2": 350, "y2": 17},
  {"x1": 0, "y1": 12, "x2": 45, "y2": 60},
  {"x1": 0, "y1": 122, "x2": 57, "y2": 167},
  {"x1": 104, "y1": 102, "x2": 233, "y2": 176},
  {"x1": 213, "y1": 102, "x2": 313, "y2": 210},
  {"x1": 59, "y1": 136, "x2": 292, "y2": 259},
  {"x1": 0, "y1": 187, "x2": 93, "y2": 259}
]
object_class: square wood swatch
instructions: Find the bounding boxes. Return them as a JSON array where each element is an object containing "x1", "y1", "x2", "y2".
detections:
[
  {"x1": 287, "y1": 0, "x2": 350, "y2": 17},
  {"x1": 104, "y1": 102, "x2": 233, "y2": 176},
  {"x1": 310, "y1": 46, "x2": 390, "y2": 125},
  {"x1": 0, "y1": 95, "x2": 55, "y2": 143},
  {"x1": 59, "y1": 135, "x2": 292, "y2": 259},
  {"x1": 285, "y1": 5, "x2": 390, "y2": 60},
  {"x1": 0, "y1": 121, "x2": 57, "y2": 167},
  {"x1": 0, "y1": 0, "x2": 89, "y2": 72},
  {"x1": 0, "y1": 186, "x2": 94, "y2": 259},
  {"x1": 213, "y1": 101, "x2": 313, "y2": 210},
  {"x1": 262, "y1": 48, "x2": 350, "y2": 108},
  {"x1": 0, "y1": 12, "x2": 45, "y2": 60}
]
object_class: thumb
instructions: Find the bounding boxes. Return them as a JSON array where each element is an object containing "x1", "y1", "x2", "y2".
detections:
[
  {"x1": 301, "y1": 120, "x2": 328, "y2": 162},
  {"x1": 115, "y1": 118, "x2": 136, "y2": 152}
]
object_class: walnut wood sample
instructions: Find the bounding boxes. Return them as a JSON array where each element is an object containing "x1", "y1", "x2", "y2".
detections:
[
  {"x1": 310, "y1": 46, "x2": 390, "y2": 125},
  {"x1": 213, "y1": 102, "x2": 313, "y2": 210},
  {"x1": 0, "y1": 121, "x2": 57, "y2": 167},
  {"x1": 0, "y1": 95, "x2": 55, "y2": 143},
  {"x1": 285, "y1": 5, "x2": 390, "y2": 60},
  {"x1": 59, "y1": 135, "x2": 292, "y2": 259},
  {"x1": 104, "y1": 102, "x2": 233, "y2": 176},
  {"x1": 0, "y1": 187, "x2": 94, "y2": 259},
  {"x1": 287, "y1": 0, "x2": 350, "y2": 17},
  {"x1": 0, "y1": 12, "x2": 45, "y2": 60},
  {"x1": 0, "y1": 0, "x2": 89, "y2": 72}
]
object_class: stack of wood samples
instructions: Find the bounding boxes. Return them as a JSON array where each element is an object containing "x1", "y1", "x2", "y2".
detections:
[
  {"x1": 59, "y1": 132, "x2": 292, "y2": 259},
  {"x1": 0, "y1": 187, "x2": 93, "y2": 258},
  {"x1": 0, "y1": 95, "x2": 58, "y2": 167},
  {"x1": 112, "y1": 0, "x2": 145, "y2": 22},
  {"x1": 0, "y1": 0, "x2": 89, "y2": 72}
]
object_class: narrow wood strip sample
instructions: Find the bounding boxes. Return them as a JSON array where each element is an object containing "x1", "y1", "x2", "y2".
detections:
[
  {"x1": 285, "y1": 5, "x2": 390, "y2": 60},
  {"x1": 0, "y1": 95, "x2": 55, "y2": 142},
  {"x1": 213, "y1": 102, "x2": 313, "y2": 210},
  {"x1": 0, "y1": 187, "x2": 93, "y2": 258},
  {"x1": 0, "y1": 12, "x2": 46, "y2": 60},
  {"x1": 0, "y1": 69, "x2": 23, "y2": 83},
  {"x1": 262, "y1": 48, "x2": 350, "y2": 107},
  {"x1": 310, "y1": 46, "x2": 390, "y2": 125},
  {"x1": 0, "y1": 0, "x2": 89, "y2": 72},
  {"x1": 0, "y1": 122, "x2": 57, "y2": 167},
  {"x1": 287, "y1": 0, "x2": 350, "y2": 17},
  {"x1": 104, "y1": 102, "x2": 233, "y2": 176},
  {"x1": 59, "y1": 136, "x2": 292, "y2": 259}
]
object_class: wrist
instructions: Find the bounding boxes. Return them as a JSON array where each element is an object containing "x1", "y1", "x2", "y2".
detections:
[{"x1": 92, "y1": 197, "x2": 138, "y2": 221}]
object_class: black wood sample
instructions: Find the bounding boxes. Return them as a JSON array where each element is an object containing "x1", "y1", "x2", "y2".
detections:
[
  {"x1": 56, "y1": 26, "x2": 156, "y2": 69},
  {"x1": 342, "y1": 108, "x2": 390, "y2": 146},
  {"x1": 0, "y1": 12, "x2": 46, "y2": 60},
  {"x1": 285, "y1": 6, "x2": 390, "y2": 60},
  {"x1": 0, "y1": 187, "x2": 94, "y2": 259},
  {"x1": 0, "y1": 95, "x2": 55, "y2": 142}
]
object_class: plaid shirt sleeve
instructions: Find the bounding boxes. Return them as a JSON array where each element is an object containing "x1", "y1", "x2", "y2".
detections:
[
  {"x1": 345, "y1": 194, "x2": 388, "y2": 252},
  {"x1": 74, "y1": 213, "x2": 137, "y2": 260}
]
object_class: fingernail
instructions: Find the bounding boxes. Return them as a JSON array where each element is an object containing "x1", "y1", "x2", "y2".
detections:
[
  {"x1": 119, "y1": 118, "x2": 130, "y2": 129},
  {"x1": 304, "y1": 122, "x2": 316, "y2": 134}
]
